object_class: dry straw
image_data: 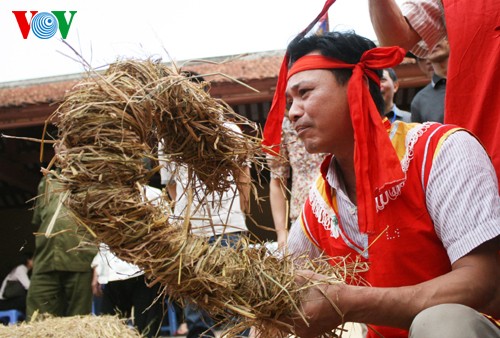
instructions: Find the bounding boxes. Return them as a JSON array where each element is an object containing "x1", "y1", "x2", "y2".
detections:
[
  {"x1": 0, "y1": 315, "x2": 142, "y2": 338},
  {"x1": 47, "y1": 58, "x2": 366, "y2": 337}
]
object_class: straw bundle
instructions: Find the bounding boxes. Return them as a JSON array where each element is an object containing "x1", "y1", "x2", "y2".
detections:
[
  {"x1": 48, "y1": 58, "x2": 365, "y2": 337},
  {"x1": 0, "y1": 315, "x2": 142, "y2": 338}
]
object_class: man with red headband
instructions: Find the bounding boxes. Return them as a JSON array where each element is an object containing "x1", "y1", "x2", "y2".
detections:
[
  {"x1": 264, "y1": 31, "x2": 500, "y2": 338},
  {"x1": 368, "y1": 0, "x2": 500, "y2": 191}
]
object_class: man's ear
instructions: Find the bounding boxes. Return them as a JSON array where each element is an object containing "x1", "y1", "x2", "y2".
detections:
[{"x1": 394, "y1": 80, "x2": 400, "y2": 93}]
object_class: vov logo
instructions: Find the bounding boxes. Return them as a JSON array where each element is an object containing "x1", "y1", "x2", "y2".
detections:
[{"x1": 12, "y1": 11, "x2": 77, "y2": 39}]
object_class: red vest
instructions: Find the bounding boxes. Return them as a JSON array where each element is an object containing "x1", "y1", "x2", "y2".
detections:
[{"x1": 300, "y1": 122, "x2": 461, "y2": 338}]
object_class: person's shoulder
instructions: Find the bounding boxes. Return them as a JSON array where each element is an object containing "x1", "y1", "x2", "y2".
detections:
[
  {"x1": 413, "y1": 82, "x2": 434, "y2": 98},
  {"x1": 36, "y1": 175, "x2": 47, "y2": 191},
  {"x1": 10, "y1": 264, "x2": 28, "y2": 275},
  {"x1": 395, "y1": 106, "x2": 412, "y2": 122}
]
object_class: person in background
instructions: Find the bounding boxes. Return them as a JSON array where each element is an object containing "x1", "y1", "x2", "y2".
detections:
[
  {"x1": 267, "y1": 114, "x2": 324, "y2": 249},
  {"x1": 161, "y1": 129, "x2": 251, "y2": 337},
  {"x1": 380, "y1": 68, "x2": 411, "y2": 123},
  {"x1": 92, "y1": 245, "x2": 162, "y2": 337},
  {"x1": 91, "y1": 184, "x2": 166, "y2": 338},
  {"x1": 265, "y1": 30, "x2": 499, "y2": 338},
  {"x1": 411, "y1": 37, "x2": 449, "y2": 123},
  {"x1": 0, "y1": 252, "x2": 33, "y2": 314},
  {"x1": 26, "y1": 171, "x2": 97, "y2": 320},
  {"x1": 415, "y1": 56, "x2": 433, "y2": 80},
  {"x1": 160, "y1": 71, "x2": 251, "y2": 337}
]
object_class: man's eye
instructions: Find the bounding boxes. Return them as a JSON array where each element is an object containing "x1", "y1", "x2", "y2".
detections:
[
  {"x1": 286, "y1": 99, "x2": 293, "y2": 110},
  {"x1": 299, "y1": 88, "x2": 310, "y2": 97}
]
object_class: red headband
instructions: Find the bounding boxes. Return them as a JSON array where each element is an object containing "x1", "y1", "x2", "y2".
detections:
[
  {"x1": 263, "y1": 46, "x2": 407, "y2": 234},
  {"x1": 262, "y1": 0, "x2": 336, "y2": 156}
]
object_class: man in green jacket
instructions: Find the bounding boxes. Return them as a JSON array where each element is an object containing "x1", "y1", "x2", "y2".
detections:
[{"x1": 27, "y1": 175, "x2": 97, "y2": 319}]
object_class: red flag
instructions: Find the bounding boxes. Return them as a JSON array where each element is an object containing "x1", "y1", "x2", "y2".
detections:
[
  {"x1": 303, "y1": 12, "x2": 329, "y2": 39},
  {"x1": 262, "y1": 0, "x2": 336, "y2": 154},
  {"x1": 315, "y1": 12, "x2": 329, "y2": 35}
]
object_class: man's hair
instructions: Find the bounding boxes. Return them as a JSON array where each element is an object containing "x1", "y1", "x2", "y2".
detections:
[
  {"x1": 22, "y1": 252, "x2": 33, "y2": 265},
  {"x1": 385, "y1": 68, "x2": 398, "y2": 83},
  {"x1": 286, "y1": 31, "x2": 385, "y2": 115}
]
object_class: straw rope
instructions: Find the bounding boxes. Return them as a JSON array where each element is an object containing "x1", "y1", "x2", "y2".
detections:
[{"x1": 46, "y1": 59, "x2": 365, "y2": 337}]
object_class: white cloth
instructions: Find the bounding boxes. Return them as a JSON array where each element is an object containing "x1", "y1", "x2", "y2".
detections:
[
  {"x1": 160, "y1": 123, "x2": 248, "y2": 237},
  {"x1": 401, "y1": 0, "x2": 447, "y2": 58},
  {"x1": 92, "y1": 245, "x2": 142, "y2": 284},
  {"x1": 0, "y1": 265, "x2": 30, "y2": 299},
  {"x1": 289, "y1": 130, "x2": 500, "y2": 265}
]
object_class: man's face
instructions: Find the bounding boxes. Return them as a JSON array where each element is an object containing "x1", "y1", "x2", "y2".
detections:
[
  {"x1": 428, "y1": 38, "x2": 450, "y2": 63},
  {"x1": 286, "y1": 67, "x2": 353, "y2": 156},
  {"x1": 417, "y1": 58, "x2": 434, "y2": 78},
  {"x1": 380, "y1": 70, "x2": 397, "y2": 110}
]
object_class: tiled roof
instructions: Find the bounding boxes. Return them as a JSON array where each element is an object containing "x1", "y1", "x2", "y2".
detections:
[
  {"x1": 0, "y1": 80, "x2": 80, "y2": 107},
  {"x1": 0, "y1": 51, "x2": 284, "y2": 108},
  {"x1": 179, "y1": 52, "x2": 284, "y2": 82},
  {"x1": 0, "y1": 51, "x2": 419, "y2": 108}
]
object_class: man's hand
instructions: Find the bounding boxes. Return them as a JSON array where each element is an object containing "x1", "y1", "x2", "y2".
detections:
[
  {"x1": 368, "y1": 0, "x2": 421, "y2": 50},
  {"x1": 276, "y1": 228, "x2": 289, "y2": 250},
  {"x1": 92, "y1": 268, "x2": 103, "y2": 297},
  {"x1": 281, "y1": 270, "x2": 345, "y2": 338}
]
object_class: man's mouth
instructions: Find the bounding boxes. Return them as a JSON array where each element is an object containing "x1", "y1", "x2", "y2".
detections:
[{"x1": 295, "y1": 124, "x2": 308, "y2": 136}]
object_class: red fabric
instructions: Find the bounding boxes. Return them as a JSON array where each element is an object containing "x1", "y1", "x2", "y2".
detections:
[
  {"x1": 443, "y1": 0, "x2": 500, "y2": 190},
  {"x1": 274, "y1": 48, "x2": 406, "y2": 234},
  {"x1": 263, "y1": 56, "x2": 289, "y2": 155},
  {"x1": 301, "y1": 0, "x2": 336, "y2": 35},
  {"x1": 262, "y1": 0, "x2": 337, "y2": 155},
  {"x1": 301, "y1": 123, "x2": 457, "y2": 338}
]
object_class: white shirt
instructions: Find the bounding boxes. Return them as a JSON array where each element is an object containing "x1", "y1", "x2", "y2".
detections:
[
  {"x1": 0, "y1": 264, "x2": 30, "y2": 299},
  {"x1": 92, "y1": 245, "x2": 142, "y2": 284},
  {"x1": 160, "y1": 123, "x2": 248, "y2": 237}
]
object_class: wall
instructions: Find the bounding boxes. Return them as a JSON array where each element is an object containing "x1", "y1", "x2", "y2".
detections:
[{"x1": 0, "y1": 208, "x2": 36, "y2": 280}]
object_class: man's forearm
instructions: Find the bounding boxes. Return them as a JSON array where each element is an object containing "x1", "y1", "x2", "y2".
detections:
[
  {"x1": 269, "y1": 178, "x2": 288, "y2": 233},
  {"x1": 237, "y1": 166, "x2": 252, "y2": 214},
  {"x1": 337, "y1": 242, "x2": 500, "y2": 327},
  {"x1": 368, "y1": 0, "x2": 420, "y2": 50}
]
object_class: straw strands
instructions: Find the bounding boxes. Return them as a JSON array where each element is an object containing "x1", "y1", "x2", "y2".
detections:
[
  {"x1": 0, "y1": 315, "x2": 142, "y2": 338},
  {"x1": 48, "y1": 58, "x2": 364, "y2": 337}
]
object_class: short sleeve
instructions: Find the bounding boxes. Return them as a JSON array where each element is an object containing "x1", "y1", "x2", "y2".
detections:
[
  {"x1": 426, "y1": 131, "x2": 500, "y2": 263},
  {"x1": 401, "y1": 0, "x2": 447, "y2": 58}
]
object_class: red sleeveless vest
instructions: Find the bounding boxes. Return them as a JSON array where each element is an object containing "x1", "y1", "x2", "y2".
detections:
[{"x1": 300, "y1": 122, "x2": 462, "y2": 338}]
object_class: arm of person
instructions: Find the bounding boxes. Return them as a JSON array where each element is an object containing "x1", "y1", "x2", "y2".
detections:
[
  {"x1": 91, "y1": 252, "x2": 104, "y2": 297},
  {"x1": 269, "y1": 176, "x2": 289, "y2": 249},
  {"x1": 368, "y1": 0, "x2": 421, "y2": 50},
  {"x1": 167, "y1": 181, "x2": 177, "y2": 201},
  {"x1": 91, "y1": 267, "x2": 103, "y2": 298},
  {"x1": 287, "y1": 237, "x2": 499, "y2": 338},
  {"x1": 236, "y1": 165, "x2": 252, "y2": 214},
  {"x1": 16, "y1": 266, "x2": 31, "y2": 290},
  {"x1": 285, "y1": 131, "x2": 500, "y2": 337}
]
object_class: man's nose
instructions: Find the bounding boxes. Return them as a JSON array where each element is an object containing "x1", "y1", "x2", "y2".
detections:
[{"x1": 288, "y1": 102, "x2": 302, "y2": 123}]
